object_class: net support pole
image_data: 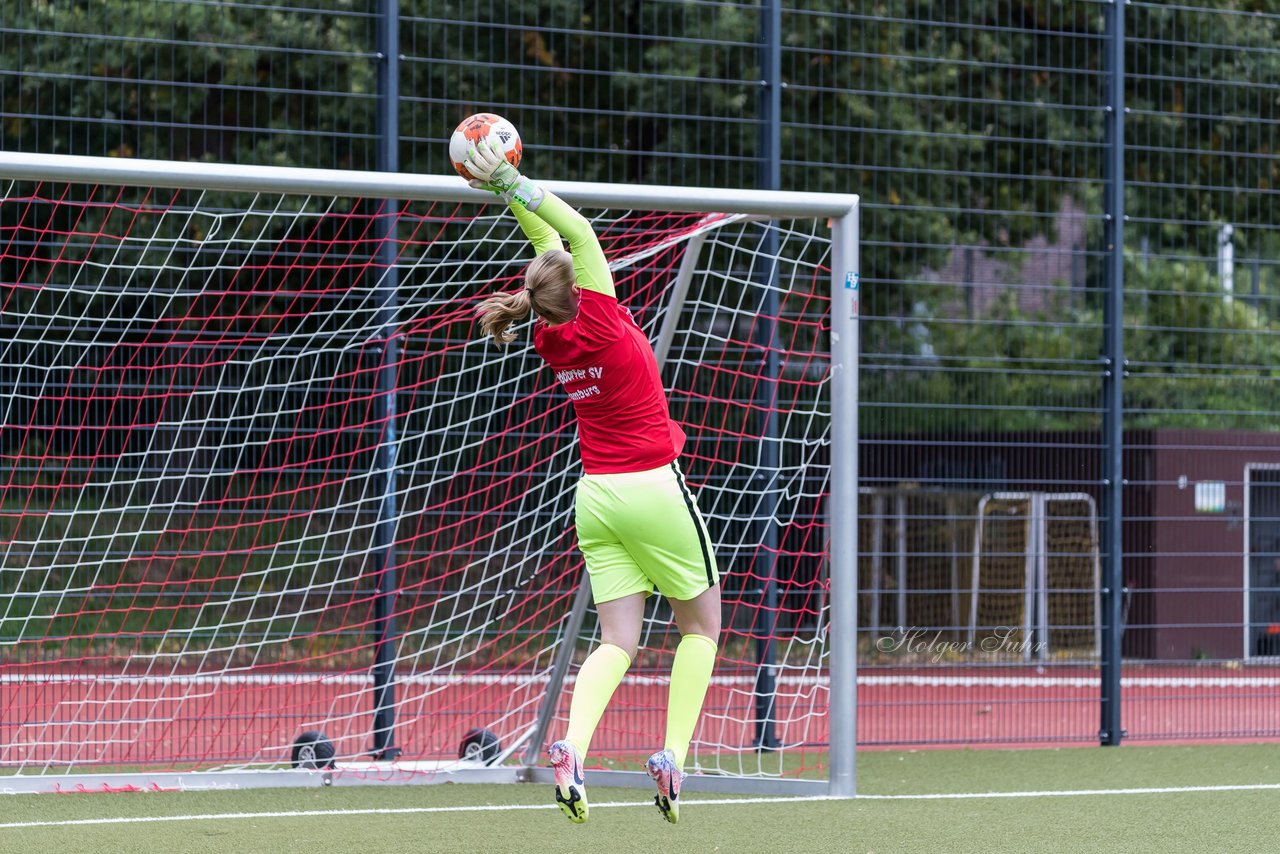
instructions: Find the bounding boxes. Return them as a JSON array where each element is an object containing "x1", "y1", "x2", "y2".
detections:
[
  {"x1": 750, "y1": 0, "x2": 784, "y2": 752},
  {"x1": 1100, "y1": 0, "x2": 1126, "y2": 748},
  {"x1": 652, "y1": 232, "x2": 708, "y2": 366},
  {"x1": 369, "y1": 0, "x2": 402, "y2": 760},
  {"x1": 828, "y1": 203, "x2": 859, "y2": 798}
]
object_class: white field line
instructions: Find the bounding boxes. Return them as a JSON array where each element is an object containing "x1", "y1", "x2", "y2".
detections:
[
  {"x1": 859, "y1": 782, "x2": 1280, "y2": 800},
  {"x1": 858, "y1": 675, "x2": 1280, "y2": 689},
  {"x1": 6, "y1": 783, "x2": 1280, "y2": 830},
  {"x1": 0, "y1": 794, "x2": 839, "y2": 829},
  {"x1": 3, "y1": 673, "x2": 1280, "y2": 689}
]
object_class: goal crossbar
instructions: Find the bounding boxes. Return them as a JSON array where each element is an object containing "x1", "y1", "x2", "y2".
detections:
[{"x1": 0, "y1": 151, "x2": 857, "y2": 219}]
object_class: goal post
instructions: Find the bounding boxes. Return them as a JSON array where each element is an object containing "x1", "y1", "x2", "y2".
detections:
[{"x1": 0, "y1": 151, "x2": 859, "y2": 797}]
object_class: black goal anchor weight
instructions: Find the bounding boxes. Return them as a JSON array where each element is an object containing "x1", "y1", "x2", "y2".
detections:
[
  {"x1": 290, "y1": 730, "x2": 337, "y2": 770},
  {"x1": 458, "y1": 727, "x2": 503, "y2": 765}
]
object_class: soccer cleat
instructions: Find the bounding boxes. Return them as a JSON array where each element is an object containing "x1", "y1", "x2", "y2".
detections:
[
  {"x1": 548, "y1": 739, "x2": 589, "y2": 824},
  {"x1": 645, "y1": 748, "x2": 685, "y2": 824}
]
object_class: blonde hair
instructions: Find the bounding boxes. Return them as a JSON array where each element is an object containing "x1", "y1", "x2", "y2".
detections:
[{"x1": 477, "y1": 249, "x2": 578, "y2": 345}]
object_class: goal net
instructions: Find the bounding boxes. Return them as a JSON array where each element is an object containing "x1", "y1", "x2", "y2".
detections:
[{"x1": 0, "y1": 155, "x2": 857, "y2": 795}]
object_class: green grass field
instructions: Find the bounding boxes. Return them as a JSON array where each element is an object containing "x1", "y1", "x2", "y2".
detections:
[{"x1": 2, "y1": 744, "x2": 1276, "y2": 853}]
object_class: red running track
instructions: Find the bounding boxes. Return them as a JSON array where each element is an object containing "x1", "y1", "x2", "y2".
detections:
[{"x1": 3, "y1": 666, "x2": 1280, "y2": 770}]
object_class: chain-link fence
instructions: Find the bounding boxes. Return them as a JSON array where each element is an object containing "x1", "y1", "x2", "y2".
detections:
[{"x1": 3, "y1": 0, "x2": 1279, "y2": 748}]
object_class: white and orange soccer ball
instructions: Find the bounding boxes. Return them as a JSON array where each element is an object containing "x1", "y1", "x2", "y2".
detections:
[{"x1": 449, "y1": 113, "x2": 522, "y2": 181}]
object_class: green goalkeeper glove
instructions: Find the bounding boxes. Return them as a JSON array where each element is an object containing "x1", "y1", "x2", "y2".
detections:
[
  {"x1": 464, "y1": 138, "x2": 543, "y2": 209},
  {"x1": 466, "y1": 178, "x2": 504, "y2": 196}
]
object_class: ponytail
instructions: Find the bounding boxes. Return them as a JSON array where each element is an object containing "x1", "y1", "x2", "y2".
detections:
[
  {"x1": 477, "y1": 289, "x2": 533, "y2": 345},
  {"x1": 477, "y1": 249, "x2": 578, "y2": 344}
]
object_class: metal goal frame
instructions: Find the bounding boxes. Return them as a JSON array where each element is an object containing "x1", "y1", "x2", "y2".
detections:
[{"x1": 0, "y1": 151, "x2": 859, "y2": 798}]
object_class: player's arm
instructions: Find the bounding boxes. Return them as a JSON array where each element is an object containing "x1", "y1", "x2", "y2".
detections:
[
  {"x1": 466, "y1": 173, "x2": 561, "y2": 256},
  {"x1": 463, "y1": 143, "x2": 560, "y2": 257},
  {"x1": 509, "y1": 203, "x2": 562, "y2": 257},
  {"x1": 526, "y1": 191, "x2": 615, "y2": 298},
  {"x1": 465, "y1": 139, "x2": 616, "y2": 297}
]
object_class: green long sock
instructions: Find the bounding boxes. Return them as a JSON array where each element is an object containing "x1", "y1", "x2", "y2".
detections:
[
  {"x1": 564, "y1": 642, "x2": 632, "y2": 757},
  {"x1": 664, "y1": 633, "x2": 717, "y2": 770}
]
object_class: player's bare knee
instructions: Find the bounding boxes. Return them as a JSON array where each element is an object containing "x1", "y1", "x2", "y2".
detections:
[
  {"x1": 681, "y1": 625, "x2": 720, "y2": 645},
  {"x1": 600, "y1": 633, "x2": 639, "y2": 661},
  {"x1": 672, "y1": 613, "x2": 719, "y2": 643}
]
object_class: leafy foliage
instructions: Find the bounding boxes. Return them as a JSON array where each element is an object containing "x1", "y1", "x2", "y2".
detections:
[
  {"x1": 1, "y1": 0, "x2": 376, "y2": 167},
  {"x1": 3, "y1": 0, "x2": 1279, "y2": 430}
]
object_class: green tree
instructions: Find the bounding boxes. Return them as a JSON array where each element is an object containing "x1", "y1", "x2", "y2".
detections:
[
  {"x1": 1, "y1": 0, "x2": 374, "y2": 168},
  {"x1": 1127, "y1": 256, "x2": 1280, "y2": 430},
  {"x1": 7, "y1": 0, "x2": 1280, "y2": 432},
  {"x1": 1126, "y1": 1, "x2": 1280, "y2": 260},
  {"x1": 872, "y1": 253, "x2": 1280, "y2": 434}
]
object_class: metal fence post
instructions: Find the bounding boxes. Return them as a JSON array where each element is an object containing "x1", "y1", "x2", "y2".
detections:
[
  {"x1": 1100, "y1": 0, "x2": 1126, "y2": 748},
  {"x1": 369, "y1": 0, "x2": 402, "y2": 760},
  {"x1": 750, "y1": 0, "x2": 784, "y2": 752}
]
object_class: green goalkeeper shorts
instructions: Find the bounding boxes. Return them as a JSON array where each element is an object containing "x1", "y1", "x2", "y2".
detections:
[{"x1": 574, "y1": 461, "x2": 720, "y2": 604}]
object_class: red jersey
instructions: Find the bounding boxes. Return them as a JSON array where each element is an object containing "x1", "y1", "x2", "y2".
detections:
[{"x1": 534, "y1": 289, "x2": 686, "y2": 474}]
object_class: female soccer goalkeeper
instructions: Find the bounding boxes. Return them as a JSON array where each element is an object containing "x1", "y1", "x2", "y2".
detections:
[{"x1": 464, "y1": 138, "x2": 720, "y2": 826}]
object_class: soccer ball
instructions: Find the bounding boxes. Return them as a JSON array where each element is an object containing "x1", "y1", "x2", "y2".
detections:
[{"x1": 449, "y1": 113, "x2": 522, "y2": 181}]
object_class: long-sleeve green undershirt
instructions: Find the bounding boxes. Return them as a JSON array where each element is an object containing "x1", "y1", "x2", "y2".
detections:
[{"x1": 510, "y1": 190, "x2": 616, "y2": 298}]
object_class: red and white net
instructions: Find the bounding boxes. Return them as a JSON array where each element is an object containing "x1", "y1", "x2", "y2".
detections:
[{"x1": 0, "y1": 179, "x2": 833, "y2": 781}]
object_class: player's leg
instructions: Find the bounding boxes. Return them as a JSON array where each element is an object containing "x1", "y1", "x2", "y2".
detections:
[
  {"x1": 549, "y1": 591, "x2": 642, "y2": 824},
  {"x1": 563, "y1": 590, "x2": 644, "y2": 755},
  {"x1": 664, "y1": 583, "x2": 721, "y2": 768},
  {"x1": 602, "y1": 461, "x2": 721, "y2": 823},
  {"x1": 550, "y1": 477, "x2": 651, "y2": 824}
]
